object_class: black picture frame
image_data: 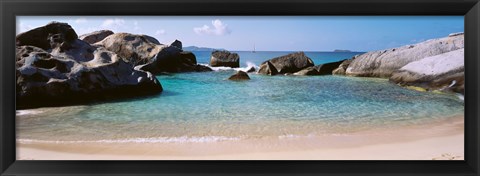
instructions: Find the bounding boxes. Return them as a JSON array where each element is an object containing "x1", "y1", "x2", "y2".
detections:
[{"x1": 1, "y1": 0, "x2": 479, "y2": 175}]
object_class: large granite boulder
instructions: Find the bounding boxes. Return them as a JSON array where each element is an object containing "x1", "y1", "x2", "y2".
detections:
[
  {"x1": 16, "y1": 22, "x2": 163, "y2": 109},
  {"x1": 258, "y1": 52, "x2": 314, "y2": 75},
  {"x1": 137, "y1": 51, "x2": 212, "y2": 73},
  {"x1": 210, "y1": 50, "x2": 240, "y2": 68},
  {"x1": 228, "y1": 71, "x2": 250, "y2": 81},
  {"x1": 293, "y1": 66, "x2": 320, "y2": 76},
  {"x1": 96, "y1": 33, "x2": 165, "y2": 65},
  {"x1": 97, "y1": 33, "x2": 210, "y2": 73},
  {"x1": 258, "y1": 61, "x2": 278, "y2": 75},
  {"x1": 294, "y1": 59, "x2": 346, "y2": 76},
  {"x1": 79, "y1": 30, "x2": 114, "y2": 44},
  {"x1": 389, "y1": 49, "x2": 464, "y2": 94},
  {"x1": 16, "y1": 21, "x2": 78, "y2": 50},
  {"x1": 332, "y1": 58, "x2": 354, "y2": 75},
  {"x1": 338, "y1": 33, "x2": 464, "y2": 78}
]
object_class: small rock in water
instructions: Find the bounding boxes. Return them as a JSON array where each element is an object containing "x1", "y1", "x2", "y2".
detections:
[
  {"x1": 210, "y1": 50, "x2": 240, "y2": 68},
  {"x1": 228, "y1": 71, "x2": 250, "y2": 81},
  {"x1": 246, "y1": 66, "x2": 256, "y2": 73}
]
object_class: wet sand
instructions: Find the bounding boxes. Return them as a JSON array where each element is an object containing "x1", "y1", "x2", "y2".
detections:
[{"x1": 17, "y1": 115, "x2": 464, "y2": 160}]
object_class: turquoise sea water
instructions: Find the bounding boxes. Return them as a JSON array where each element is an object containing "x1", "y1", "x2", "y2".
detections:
[{"x1": 16, "y1": 51, "x2": 464, "y2": 143}]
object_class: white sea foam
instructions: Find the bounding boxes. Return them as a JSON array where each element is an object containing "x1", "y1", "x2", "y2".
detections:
[
  {"x1": 456, "y1": 94, "x2": 464, "y2": 101},
  {"x1": 200, "y1": 61, "x2": 259, "y2": 72},
  {"x1": 18, "y1": 136, "x2": 241, "y2": 144},
  {"x1": 16, "y1": 110, "x2": 43, "y2": 116},
  {"x1": 278, "y1": 133, "x2": 316, "y2": 139}
]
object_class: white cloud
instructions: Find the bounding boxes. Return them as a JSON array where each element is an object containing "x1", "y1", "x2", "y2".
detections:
[
  {"x1": 193, "y1": 19, "x2": 231, "y2": 36},
  {"x1": 101, "y1": 18, "x2": 126, "y2": 30},
  {"x1": 75, "y1": 18, "x2": 88, "y2": 24},
  {"x1": 155, "y1": 29, "x2": 166, "y2": 35},
  {"x1": 133, "y1": 21, "x2": 141, "y2": 31}
]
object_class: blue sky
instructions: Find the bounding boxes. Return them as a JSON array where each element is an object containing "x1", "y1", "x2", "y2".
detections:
[{"x1": 17, "y1": 16, "x2": 463, "y2": 52}]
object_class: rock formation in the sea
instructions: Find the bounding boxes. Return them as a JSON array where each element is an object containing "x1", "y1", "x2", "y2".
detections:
[
  {"x1": 332, "y1": 33, "x2": 465, "y2": 94},
  {"x1": 258, "y1": 52, "x2": 314, "y2": 75},
  {"x1": 228, "y1": 71, "x2": 250, "y2": 80},
  {"x1": 16, "y1": 22, "x2": 163, "y2": 109},
  {"x1": 294, "y1": 59, "x2": 345, "y2": 76},
  {"x1": 258, "y1": 61, "x2": 278, "y2": 75},
  {"x1": 79, "y1": 30, "x2": 114, "y2": 44},
  {"x1": 210, "y1": 50, "x2": 240, "y2": 68},
  {"x1": 389, "y1": 49, "x2": 464, "y2": 94},
  {"x1": 332, "y1": 58, "x2": 354, "y2": 75},
  {"x1": 97, "y1": 33, "x2": 211, "y2": 73},
  {"x1": 335, "y1": 33, "x2": 464, "y2": 78},
  {"x1": 246, "y1": 66, "x2": 256, "y2": 73},
  {"x1": 293, "y1": 66, "x2": 320, "y2": 76}
]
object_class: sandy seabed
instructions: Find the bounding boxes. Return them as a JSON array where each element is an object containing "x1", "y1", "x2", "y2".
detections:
[{"x1": 17, "y1": 115, "x2": 464, "y2": 160}]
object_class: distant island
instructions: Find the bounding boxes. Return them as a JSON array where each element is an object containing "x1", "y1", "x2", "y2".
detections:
[
  {"x1": 183, "y1": 46, "x2": 225, "y2": 51},
  {"x1": 333, "y1": 49, "x2": 352, "y2": 52}
]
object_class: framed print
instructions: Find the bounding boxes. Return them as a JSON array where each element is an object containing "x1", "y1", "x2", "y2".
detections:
[{"x1": 1, "y1": 0, "x2": 479, "y2": 175}]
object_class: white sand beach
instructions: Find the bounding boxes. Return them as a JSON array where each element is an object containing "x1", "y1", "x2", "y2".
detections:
[{"x1": 17, "y1": 115, "x2": 464, "y2": 160}]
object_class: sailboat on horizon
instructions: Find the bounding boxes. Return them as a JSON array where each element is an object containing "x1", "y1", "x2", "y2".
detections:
[{"x1": 252, "y1": 43, "x2": 256, "y2": 53}]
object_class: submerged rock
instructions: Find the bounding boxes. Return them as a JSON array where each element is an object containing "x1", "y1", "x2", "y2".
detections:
[
  {"x1": 210, "y1": 50, "x2": 240, "y2": 68},
  {"x1": 390, "y1": 49, "x2": 464, "y2": 94},
  {"x1": 228, "y1": 71, "x2": 250, "y2": 80},
  {"x1": 258, "y1": 52, "x2": 314, "y2": 75},
  {"x1": 16, "y1": 22, "x2": 163, "y2": 109},
  {"x1": 79, "y1": 30, "x2": 114, "y2": 44},
  {"x1": 339, "y1": 33, "x2": 464, "y2": 78},
  {"x1": 294, "y1": 59, "x2": 345, "y2": 76}
]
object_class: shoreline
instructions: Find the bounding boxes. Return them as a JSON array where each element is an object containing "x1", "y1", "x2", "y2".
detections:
[{"x1": 17, "y1": 115, "x2": 464, "y2": 160}]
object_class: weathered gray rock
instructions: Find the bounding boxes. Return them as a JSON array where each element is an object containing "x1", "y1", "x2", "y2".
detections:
[
  {"x1": 228, "y1": 71, "x2": 250, "y2": 80},
  {"x1": 294, "y1": 59, "x2": 345, "y2": 76},
  {"x1": 341, "y1": 34, "x2": 464, "y2": 78},
  {"x1": 98, "y1": 33, "x2": 210, "y2": 73},
  {"x1": 210, "y1": 50, "x2": 240, "y2": 68},
  {"x1": 16, "y1": 21, "x2": 78, "y2": 50},
  {"x1": 79, "y1": 30, "x2": 114, "y2": 44},
  {"x1": 293, "y1": 66, "x2": 320, "y2": 76},
  {"x1": 16, "y1": 23, "x2": 163, "y2": 109},
  {"x1": 97, "y1": 33, "x2": 166, "y2": 65},
  {"x1": 258, "y1": 52, "x2": 314, "y2": 75},
  {"x1": 137, "y1": 51, "x2": 212, "y2": 73},
  {"x1": 332, "y1": 58, "x2": 355, "y2": 75},
  {"x1": 257, "y1": 61, "x2": 278, "y2": 75},
  {"x1": 389, "y1": 49, "x2": 464, "y2": 94}
]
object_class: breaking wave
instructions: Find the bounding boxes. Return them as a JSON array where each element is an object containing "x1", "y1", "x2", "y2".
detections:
[{"x1": 200, "y1": 61, "x2": 259, "y2": 72}]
